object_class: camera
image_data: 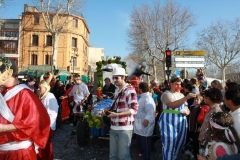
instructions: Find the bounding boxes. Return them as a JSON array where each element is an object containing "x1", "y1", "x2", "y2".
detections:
[{"x1": 105, "y1": 110, "x2": 117, "y2": 116}]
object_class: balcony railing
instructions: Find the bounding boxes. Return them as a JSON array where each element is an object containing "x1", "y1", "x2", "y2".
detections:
[
  {"x1": 0, "y1": 30, "x2": 19, "y2": 37},
  {"x1": 0, "y1": 48, "x2": 18, "y2": 54}
]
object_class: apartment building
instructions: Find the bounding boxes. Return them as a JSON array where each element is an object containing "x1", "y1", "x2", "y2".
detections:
[
  {"x1": 0, "y1": 19, "x2": 21, "y2": 66},
  {"x1": 19, "y1": 4, "x2": 90, "y2": 75},
  {"x1": 88, "y1": 47, "x2": 105, "y2": 82}
]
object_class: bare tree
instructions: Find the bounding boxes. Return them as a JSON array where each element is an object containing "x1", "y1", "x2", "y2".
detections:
[
  {"x1": 33, "y1": 0, "x2": 86, "y2": 72},
  {"x1": 0, "y1": 0, "x2": 14, "y2": 7},
  {"x1": 127, "y1": 0, "x2": 195, "y2": 79},
  {"x1": 205, "y1": 65, "x2": 221, "y2": 79},
  {"x1": 0, "y1": 0, "x2": 15, "y2": 15},
  {"x1": 225, "y1": 61, "x2": 240, "y2": 82},
  {"x1": 196, "y1": 18, "x2": 240, "y2": 82}
]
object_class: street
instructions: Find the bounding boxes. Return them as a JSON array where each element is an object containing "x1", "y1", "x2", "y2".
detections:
[{"x1": 52, "y1": 122, "x2": 163, "y2": 160}]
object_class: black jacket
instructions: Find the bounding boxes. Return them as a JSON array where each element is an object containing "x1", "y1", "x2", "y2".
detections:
[{"x1": 102, "y1": 83, "x2": 116, "y2": 98}]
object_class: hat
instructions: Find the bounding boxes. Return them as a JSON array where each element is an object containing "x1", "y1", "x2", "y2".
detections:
[
  {"x1": 39, "y1": 73, "x2": 52, "y2": 99},
  {"x1": 170, "y1": 74, "x2": 181, "y2": 82},
  {"x1": 150, "y1": 79, "x2": 158, "y2": 84},
  {"x1": 112, "y1": 67, "x2": 127, "y2": 76}
]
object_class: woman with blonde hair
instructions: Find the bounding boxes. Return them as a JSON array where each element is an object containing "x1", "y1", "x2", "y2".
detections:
[{"x1": 37, "y1": 73, "x2": 59, "y2": 160}]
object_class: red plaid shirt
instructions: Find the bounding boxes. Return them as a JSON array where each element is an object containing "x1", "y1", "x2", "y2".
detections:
[{"x1": 110, "y1": 84, "x2": 138, "y2": 130}]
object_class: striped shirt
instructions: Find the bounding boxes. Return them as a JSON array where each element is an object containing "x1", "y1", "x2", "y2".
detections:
[{"x1": 110, "y1": 84, "x2": 139, "y2": 130}]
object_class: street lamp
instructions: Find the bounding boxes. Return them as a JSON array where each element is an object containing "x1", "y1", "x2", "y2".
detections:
[{"x1": 70, "y1": 58, "x2": 75, "y2": 75}]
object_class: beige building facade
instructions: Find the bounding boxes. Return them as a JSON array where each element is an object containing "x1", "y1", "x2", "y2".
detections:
[
  {"x1": 88, "y1": 47, "x2": 105, "y2": 82},
  {"x1": 19, "y1": 4, "x2": 90, "y2": 75}
]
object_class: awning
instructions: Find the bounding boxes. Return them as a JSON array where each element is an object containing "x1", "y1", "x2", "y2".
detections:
[
  {"x1": 82, "y1": 75, "x2": 90, "y2": 83},
  {"x1": 18, "y1": 65, "x2": 71, "y2": 81}
]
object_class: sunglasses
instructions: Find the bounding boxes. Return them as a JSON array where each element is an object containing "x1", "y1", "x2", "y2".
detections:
[{"x1": 112, "y1": 76, "x2": 121, "y2": 80}]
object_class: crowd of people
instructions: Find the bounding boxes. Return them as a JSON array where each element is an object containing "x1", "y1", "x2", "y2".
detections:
[
  {"x1": 0, "y1": 57, "x2": 240, "y2": 160},
  {"x1": 101, "y1": 67, "x2": 240, "y2": 160}
]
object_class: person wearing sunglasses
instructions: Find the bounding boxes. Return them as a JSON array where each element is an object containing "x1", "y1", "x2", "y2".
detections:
[{"x1": 103, "y1": 67, "x2": 139, "y2": 160}]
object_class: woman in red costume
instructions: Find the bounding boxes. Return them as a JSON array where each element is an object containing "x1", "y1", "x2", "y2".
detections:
[{"x1": 0, "y1": 57, "x2": 50, "y2": 160}]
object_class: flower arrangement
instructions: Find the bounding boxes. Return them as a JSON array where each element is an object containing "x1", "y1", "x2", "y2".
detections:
[{"x1": 83, "y1": 105, "x2": 105, "y2": 129}]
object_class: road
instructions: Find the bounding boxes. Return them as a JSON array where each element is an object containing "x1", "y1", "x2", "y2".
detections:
[{"x1": 52, "y1": 122, "x2": 163, "y2": 160}]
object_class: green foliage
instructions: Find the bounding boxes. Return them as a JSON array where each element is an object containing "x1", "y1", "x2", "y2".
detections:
[{"x1": 95, "y1": 57, "x2": 127, "y2": 91}]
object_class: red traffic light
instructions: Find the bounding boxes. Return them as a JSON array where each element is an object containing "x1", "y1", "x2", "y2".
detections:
[
  {"x1": 166, "y1": 50, "x2": 171, "y2": 56},
  {"x1": 165, "y1": 49, "x2": 172, "y2": 67}
]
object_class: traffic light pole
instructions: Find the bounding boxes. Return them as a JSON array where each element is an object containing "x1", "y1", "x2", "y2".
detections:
[
  {"x1": 166, "y1": 67, "x2": 171, "y2": 83},
  {"x1": 165, "y1": 49, "x2": 172, "y2": 82}
]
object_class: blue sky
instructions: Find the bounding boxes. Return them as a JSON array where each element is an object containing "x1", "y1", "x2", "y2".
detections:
[{"x1": 1, "y1": 0, "x2": 240, "y2": 59}]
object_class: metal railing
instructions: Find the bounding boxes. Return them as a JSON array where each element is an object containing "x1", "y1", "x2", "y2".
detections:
[{"x1": 0, "y1": 48, "x2": 18, "y2": 54}]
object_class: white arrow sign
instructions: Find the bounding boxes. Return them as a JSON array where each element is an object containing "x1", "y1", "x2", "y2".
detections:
[
  {"x1": 175, "y1": 58, "x2": 205, "y2": 62},
  {"x1": 175, "y1": 63, "x2": 204, "y2": 68}
]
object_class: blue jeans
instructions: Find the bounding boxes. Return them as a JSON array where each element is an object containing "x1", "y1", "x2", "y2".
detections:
[
  {"x1": 217, "y1": 153, "x2": 240, "y2": 160},
  {"x1": 109, "y1": 129, "x2": 133, "y2": 160}
]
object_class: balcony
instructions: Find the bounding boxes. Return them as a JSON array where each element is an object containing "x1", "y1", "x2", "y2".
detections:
[
  {"x1": 0, "y1": 48, "x2": 18, "y2": 54},
  {"x1": 0, "y1": 30, "x2": 19, "y2": 40}
]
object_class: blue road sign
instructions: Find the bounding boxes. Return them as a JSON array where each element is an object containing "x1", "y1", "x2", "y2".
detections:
[{"x1": 175, "y1": 70, "x2": 181, "y2": 75}]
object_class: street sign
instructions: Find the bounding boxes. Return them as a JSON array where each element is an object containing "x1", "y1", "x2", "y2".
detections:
[
  {"x1": 166, "y1": 70, "x2": 171, "y2": 75},
  {"x1": 175, "y1": 63, "x2": 204, "y2": 68},
  {"x1": 174, "y1": 58, "x2": 205, "y2": 62},
  {"x1": 175, "y1": 70, "x2": 181, "y2": 75},
  {"x1": 174, "y1": 50, "x2": 206, "y2": 56}
]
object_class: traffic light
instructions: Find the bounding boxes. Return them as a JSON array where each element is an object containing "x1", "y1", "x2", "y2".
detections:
[{"x1": 166, "y1": 49, "x2": 172, "y2": 67}]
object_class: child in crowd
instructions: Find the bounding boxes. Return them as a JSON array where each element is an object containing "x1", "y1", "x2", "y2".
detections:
[
  {"x1": 197, "y1": 112, "x2": 240, "y2": 160},
  {"x1": 183, "y1": 83, "x2": 194, "y2": 108},
  {"x1": 197, "y1": 103, "x2": 210, "y2": 125},
  {"x1": 198, "y1": 88, "x2": 223, "y2": 146},
  {"x1": 189, "y1": 94, "x2": 209, "y2": 159}
]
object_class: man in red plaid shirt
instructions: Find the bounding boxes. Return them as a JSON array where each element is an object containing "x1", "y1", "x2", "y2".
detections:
[{"x1": 103, "y1": 67, "x2": 139, "y2": 160}]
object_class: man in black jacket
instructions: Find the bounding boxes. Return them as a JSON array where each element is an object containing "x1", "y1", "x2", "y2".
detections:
[{"x1": 102, "y1": 77, "x2": 116, "y2": 99}]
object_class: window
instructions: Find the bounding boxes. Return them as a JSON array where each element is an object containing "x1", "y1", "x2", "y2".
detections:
[
  {"x1": 34, "y1": 15, "x2": 40, "y2": 24},
  {"x1": 45, "y1": 55, "x2": 52, "y2": 65},
  {"x1": 31, "y1": 54, "x2": 38, "y2": 65},
  {"x1": 0, "y1": 40, "x2": 18, "y2": 53},
  {"x1": 32, "y1": 35, "x2": 38, "y2": 46},
  {"x1": 72, "y1": 37, "x2": 77, "y2": 48},
  {"x1": 46, "y1": 35, "x2": 52, "y2": 46},
  {"x1": 72, "y1": 19, "x2": 78, "y2": 27}
]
